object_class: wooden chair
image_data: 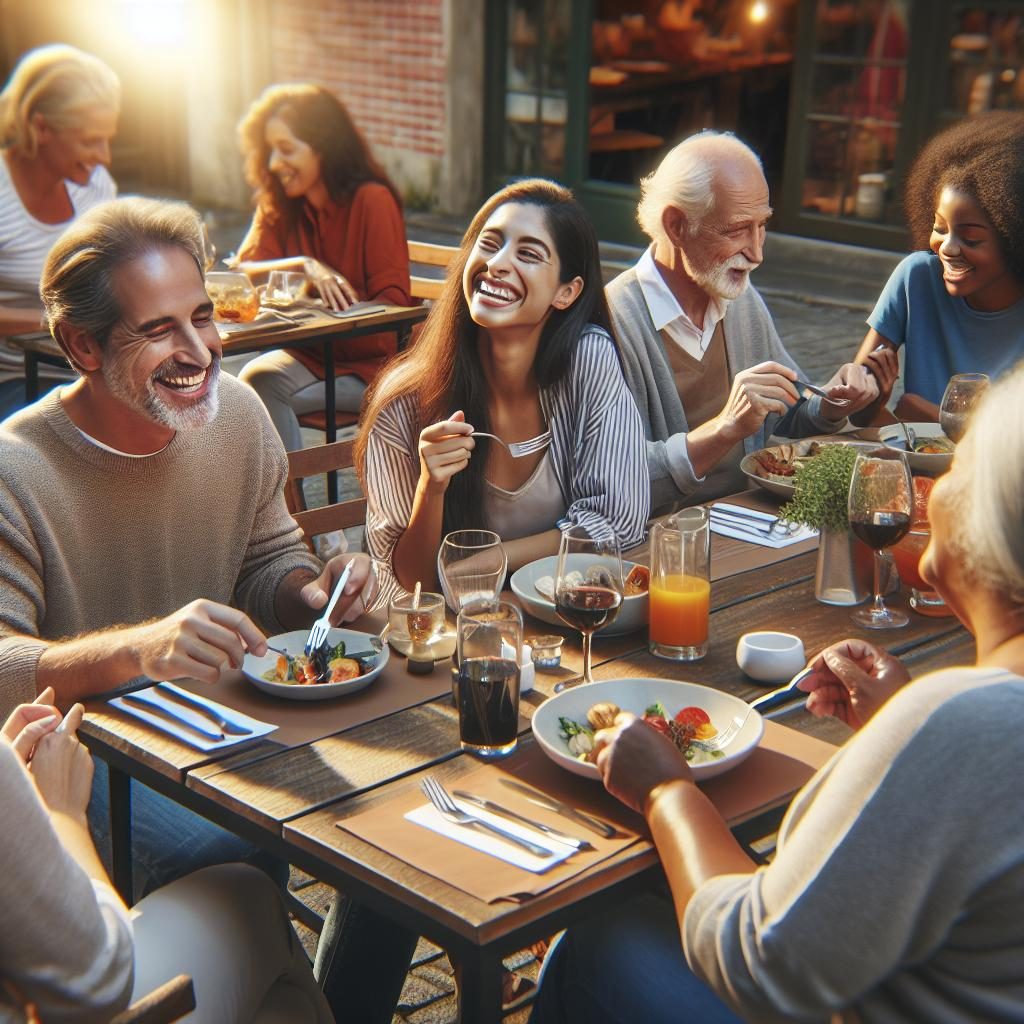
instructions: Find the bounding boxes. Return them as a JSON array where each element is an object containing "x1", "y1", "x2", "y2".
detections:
[
  {"x1": 297, "y1": 239, "x2": 456, "y2": 434},
  {"x1": 110, "y1": 975, "x2": 196, "y2": 1024},
  {"x1": 285, "y1": 438, "x2": 366, "y2": 547}
]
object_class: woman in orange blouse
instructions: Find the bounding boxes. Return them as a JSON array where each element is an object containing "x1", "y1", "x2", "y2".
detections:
[{"x1": 233, "y1": 84, "x2": 412, "y2": 450}]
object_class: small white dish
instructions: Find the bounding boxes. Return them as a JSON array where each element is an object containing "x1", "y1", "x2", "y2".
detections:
[
  {"x1": 242, "y1": 628, "x2": 388, "y2": 701},
  {"x1": 532, "y1": 678, "x2": 762, "y2": 782},
  {"x1": 878, "y1": 422, "x2": 954, "y2": 474},
  {"x1": 736, "y1": 631, "x2": 806, "y2": 685}
]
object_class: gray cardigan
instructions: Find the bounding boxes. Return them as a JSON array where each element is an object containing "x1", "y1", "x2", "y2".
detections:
[{"x1": 607, "y1": 266, "x2": 839, "y2": 510}]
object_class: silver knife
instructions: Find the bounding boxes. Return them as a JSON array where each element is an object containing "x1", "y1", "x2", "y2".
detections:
[
  {"x1": 498, "y1": 779, "x2": 617, "y2": 838},
  {"x1": 155, "y1": 683, "x2": 253, "y2": 736},
  {"x1": 452, "y1": 791, "x2": 594, "y2": 851},
  {"x1": 121, "y1": 692, "x2": 224, "y2": 741}
]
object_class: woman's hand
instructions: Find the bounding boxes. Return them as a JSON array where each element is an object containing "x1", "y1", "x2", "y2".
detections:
[
  {"x1": 28, "y1": 704, "x2": 94, "y2": 822},
  {"x1": 798, "y1": 639, "x2": 911, "y2": 730},
  {"x1": 417, "y1": 410, "x2": 475, "y2": 494},
  {"x1": 594, "y1": 712, "x2": 693, "y2": 814},
  {"x1": 2, "y1": 686, "x2": 61, "y2": 764},
  {"x1": 862, "y1": 344, "x2": 900, "y2": 405},
  {"x1": 303, "y1": 258, "x2": 358, "y2": 311}
]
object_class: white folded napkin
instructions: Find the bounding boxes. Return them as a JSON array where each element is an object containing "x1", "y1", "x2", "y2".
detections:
[
  {"x1": 406, "y1": 798, "x2": 575, "y2": 872},
  {"x1": 710, "y1": 504, "x2": 818, "y2": 549},
  {"x1": 109, "y1": 683, "x2": 277, "y2": 751}
]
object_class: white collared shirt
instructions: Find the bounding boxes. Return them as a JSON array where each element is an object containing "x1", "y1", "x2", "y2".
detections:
[{"x1": 635, "y1": 246, "x2": 727, "y2": 361}]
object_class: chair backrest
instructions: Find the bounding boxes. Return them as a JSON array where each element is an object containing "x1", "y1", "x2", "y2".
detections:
[
  {"x1": 285, "y1": 439, "x2": 367, "y2": 545},
  {"x1": 409, "y1": 239, "x2": 458, "y2": 302},
  {"x1": 110, "y1": 974, "x2": 195, "y2": 1024}
]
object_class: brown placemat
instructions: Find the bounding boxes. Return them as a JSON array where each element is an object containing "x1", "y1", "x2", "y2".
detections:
[
  {"x1": 176, "y1": 653, "x2": 451, "y2": 749},
  {"x1": 338, "y1": 721, "x2": 836, "y2": 903}
]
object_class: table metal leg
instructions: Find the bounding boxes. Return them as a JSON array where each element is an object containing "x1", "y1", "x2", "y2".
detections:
[
  {"x1": 323, "y1": 339, "x2": 339, "y2": 504},
  {"x1": 108, "y1": 764, "x2": 134, "y2": 904},
  {"x1": 452, "y1": 948, "x2": 505, "y2": 1024},
  {"x1": 25, "y1": 352, "x2": 39, "y2": 404}
]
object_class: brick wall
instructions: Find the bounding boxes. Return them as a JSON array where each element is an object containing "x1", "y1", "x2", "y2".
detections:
[{"x1": 268, "y1": 0, "x2": 447, "y2": 199}]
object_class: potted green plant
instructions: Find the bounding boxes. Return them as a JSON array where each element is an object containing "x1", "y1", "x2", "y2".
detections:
[{"x1": 780, "y1": 444, "x2": 872, "y2": 605}]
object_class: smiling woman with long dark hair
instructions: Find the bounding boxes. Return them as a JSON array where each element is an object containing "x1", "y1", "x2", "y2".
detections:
[
  {"x1": 356, "y1": 178, "x2": 648, "y2": 606},
  {"x1": 232, "y1": 83, "x2": 411, "y2": 452}
]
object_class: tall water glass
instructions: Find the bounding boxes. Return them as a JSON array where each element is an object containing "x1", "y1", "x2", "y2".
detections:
[
  {"x1": 438, "y1": 530, "x2": 507, "y2": 611},
  {"x1": 455, "y1": 601, "x2": 522, "y2": 758},
  {"x1": 939, "y1": 373, "x2": 989, "y2": 444},
  {"x1": 648, "y1": 508, "x2": 711, "y2": 661}
]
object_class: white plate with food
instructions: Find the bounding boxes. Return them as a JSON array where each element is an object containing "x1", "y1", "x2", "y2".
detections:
[
  {"x1": 242, "y1": 628, "x2": 388, "y2": 701},
  {"x1": 510, "y1": 555, "x2": 649, "y2": 636},
  {"x1": 532, "y1": 678, "x2": 763, "y2": 782},
  {"x1": 741, "y1": 439, "x2": 876, "y2": 497},
  {"x1": 878, "y1": 422, "x2": 955, "y2": 474}
]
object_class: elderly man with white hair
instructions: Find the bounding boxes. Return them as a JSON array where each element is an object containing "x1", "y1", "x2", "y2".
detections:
[{"x1": 607, "y1": 131, "x2": 878, "y2": 512}]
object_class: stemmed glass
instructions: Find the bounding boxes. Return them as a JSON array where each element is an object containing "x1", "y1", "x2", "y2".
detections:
[
  {"x1": 848, "y1": 448, "x2": 913, "y2": 629},
  {"x1": 554, "y1": 526, "x2": 624, "y2": 684},
  {"x1": 939, "y1": 373, "x2": 989, "y2": 444},
  {"x1": 438, "y1": 529, "x2": 507, "y2": 611}
]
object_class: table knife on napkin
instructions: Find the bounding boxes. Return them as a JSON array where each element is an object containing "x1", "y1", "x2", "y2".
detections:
[
  {"x1": 121, "y1": 691, "x2": 224, "y2": 741},
  {"x1": 452, "y1": 791, "x2": 594, "y2": 851},
  {"x1": 498, "y1": 779, "x2": 616, "y2": 838}
]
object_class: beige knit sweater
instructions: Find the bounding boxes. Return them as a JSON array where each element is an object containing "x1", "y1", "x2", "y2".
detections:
[{"x1": 0, "y1": 374, "x2": 320, "y2": 715}]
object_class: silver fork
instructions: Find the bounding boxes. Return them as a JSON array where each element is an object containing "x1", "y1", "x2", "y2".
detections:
[
  {"x1": 470, "y1": 430, "x2": 552, "y2": 458},
  {"x1": 691, "y1": 710, "x2": 752, "y2": 754},
  {"x1": 304, "y1": 558, "x2": 355, "y2": 655},
  {"x1": 420, "y1": 776, "x2": 551, "y2": 857},
  {"x1": 795, "y1": 379, "x2": 850, "y2": 407}
]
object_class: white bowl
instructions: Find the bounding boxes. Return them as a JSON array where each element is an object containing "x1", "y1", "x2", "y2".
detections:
[
  {"x1": 736, "y1": 631, "x2": 805, "y2": 684},
  {"x1": 242, "y1": 628, "x2": 388, "y2": 701},
  {"x1": 741, "y1": 439, "x2": 877, "y2": 498},
  {"x1": 878, "y1": 422, "x2": 954, "y2": 474},
  {"x1": 531, "y1": 677, "x2": 763, "y2": 782},
  {"x1": 510, "y1": 555, "x2": 648, "y2": 637}
]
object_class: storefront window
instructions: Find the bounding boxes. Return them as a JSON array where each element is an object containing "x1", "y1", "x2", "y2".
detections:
[
  {"x1": 504, "y1": 0, "x2": 571, "y2": 176},
  {"x1": 945, "y1": 4, "x2": 1024, "y2": 116},
  {"x1": 586, "y1": 1, "x2": 797, "y2": 189},
  {"x1": 798, "y1": 0, "x2": 909, "y2": 223}
]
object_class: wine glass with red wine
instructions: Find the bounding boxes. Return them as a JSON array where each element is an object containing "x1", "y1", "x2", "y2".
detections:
[
  {"x1": 554, "y1": 526, "x2": 624, "y2": 684},
  {"x1": 848, "y1": 448, "x2": 914, "y2": 629}
]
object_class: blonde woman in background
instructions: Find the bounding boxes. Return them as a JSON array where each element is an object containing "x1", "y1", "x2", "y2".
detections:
[{"x1": 0, "y1": 43, "x2": 119, "y2": 375}]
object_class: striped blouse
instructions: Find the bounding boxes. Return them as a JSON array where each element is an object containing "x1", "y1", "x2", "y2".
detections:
[{"x1": 363, "y1": 325, "x2": 650, "y2": 606}]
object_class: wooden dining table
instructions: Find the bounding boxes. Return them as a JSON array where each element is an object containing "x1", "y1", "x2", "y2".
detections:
[{"x1": 78, "y1": 509, "x2": 972, "y2": 1023}]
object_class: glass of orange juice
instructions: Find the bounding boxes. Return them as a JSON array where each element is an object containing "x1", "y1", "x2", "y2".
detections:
[{"x1": 649, "y1": 508, "x2": 711, "y2": 661}]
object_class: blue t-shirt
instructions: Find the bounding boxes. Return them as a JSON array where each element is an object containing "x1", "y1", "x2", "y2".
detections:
[{"x1": 867, "y1": 251, "x2": 1024, "y2": 405}]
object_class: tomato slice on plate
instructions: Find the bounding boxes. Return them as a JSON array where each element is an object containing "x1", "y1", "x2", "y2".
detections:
[
  {"x1": 642, "y1": 715, "x2": 671, "y2": 736},
  {"x1": 674, "y1": 706, "x2": 711, "y2": 728}
]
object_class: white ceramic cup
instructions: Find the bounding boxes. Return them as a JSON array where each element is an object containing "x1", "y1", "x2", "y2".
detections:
[{"x1": 736, "y1": 631, "x2": 806, "y2": 685}]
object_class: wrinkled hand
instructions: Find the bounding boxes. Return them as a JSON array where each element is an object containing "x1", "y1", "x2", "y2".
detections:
[
  {"x1": 300, "y1": 553, "x2": 377, "y2": 623},
  {"x1": 818, "y1": 362, "x2": 879, "y2": 420},
  {"x1": 127, "y1": 600, "x2": 267, "y2": 684},
  {"x1": 594, "y1": 712, "x2": 693, "y2": 814},
  {"x1": 863, "y1": 344, "x2": 900, "y2": 398},
  {"x1": 2, "y1": 686, "x2": 61, "y2": 764},
  {"x1": 418, "y1": 411, "x2": 475, "y2": 493},
  {"x1": 29, "y1": 704, "x2": 94, "y2": 821},
  {"x1": 798, "y1": 639, "x2": 911, "y2": 731},
  {"x1": 714, "y1": 361, "x2": 800, "y2": 442},
  {"x1": 303, "y1": 258, "x2": 358, "y2": 311}
]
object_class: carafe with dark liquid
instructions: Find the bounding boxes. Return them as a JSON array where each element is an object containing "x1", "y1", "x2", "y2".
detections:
[{"x1": 454, "y1": 656, "x2": 520, "y2": 756}]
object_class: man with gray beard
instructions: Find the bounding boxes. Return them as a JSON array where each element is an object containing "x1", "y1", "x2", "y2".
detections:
[
  {"x1": 607, "y1": 131, "x2": 879, "y2": 512},
  {"x1": 0, "y1": 198, "x2": 416, "y2": 1023}
]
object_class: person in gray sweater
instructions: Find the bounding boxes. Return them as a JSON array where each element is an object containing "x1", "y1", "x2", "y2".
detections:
[
  {"x1": 531, "y1": 362, "x2": 1024, "y2": 1022},
  {"x1": 606, "y1": 131, "x2": 879, "y2": 512}
]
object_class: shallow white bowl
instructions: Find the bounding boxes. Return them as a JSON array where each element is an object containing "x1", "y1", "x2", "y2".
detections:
[
  {"x1": 532, "y1": 677, "x2": 763, "y2": 782},
  {"x1": 736, "y1": 631, "x2": 805, "y2": 685},
  {"x1": 878, "y1": 422, "x2": 954, "y2": 474},
  {"x1": 510, "y1": 555, "x2": 648, "y2": 637},
  {"x1": 242, "y1": 628, "x2": 388, "y2": 701}
]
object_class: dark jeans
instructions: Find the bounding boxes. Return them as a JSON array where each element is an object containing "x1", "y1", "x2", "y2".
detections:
[
  {"x1": 89, "y1": 757, "x2": 416, "y2": 1023},
  {"x1": 530, "y1": 893, "x2": 742, "y2": 1024}
]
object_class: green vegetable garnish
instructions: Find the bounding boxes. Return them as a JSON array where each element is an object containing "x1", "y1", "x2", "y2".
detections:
[
  {"x1": 645, "y1": 701, "x2": 668, "y2": 720},
  {"x1": 559, "y1": 716, "x2": 592, "y2": 739},
  {"x1": 330, "y1": 640, "x2": 347, "y2": 661}
]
